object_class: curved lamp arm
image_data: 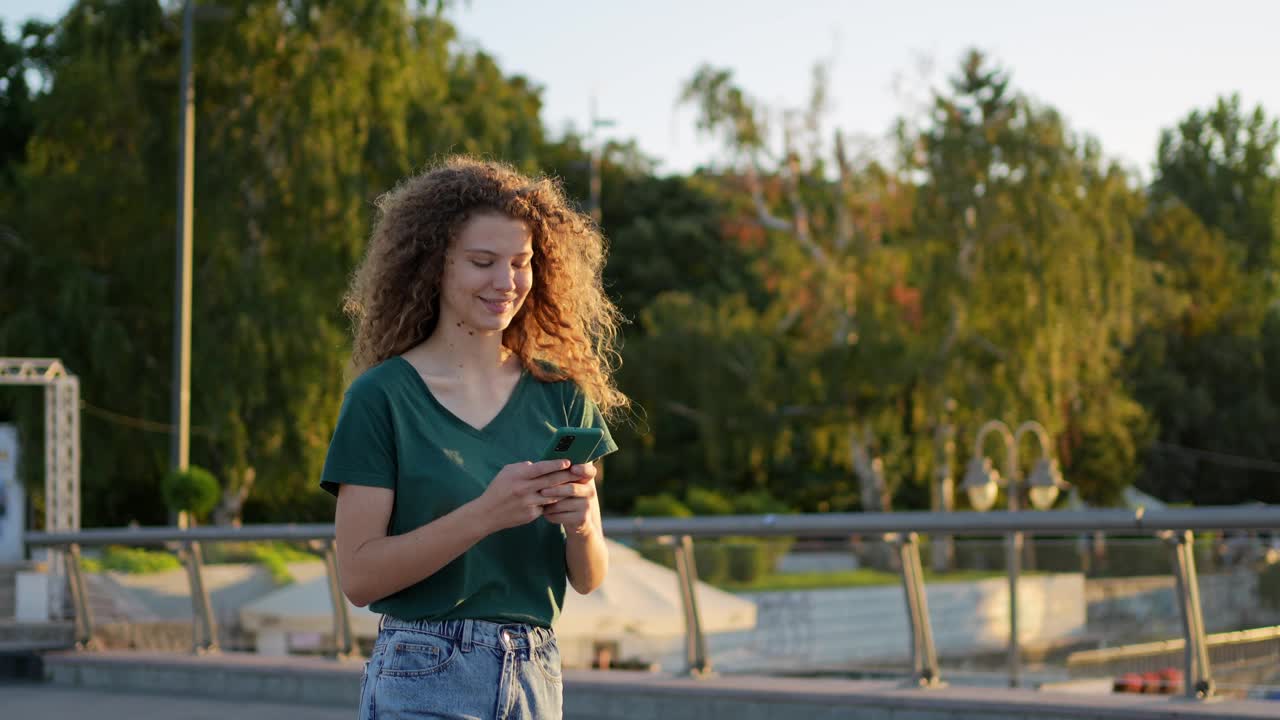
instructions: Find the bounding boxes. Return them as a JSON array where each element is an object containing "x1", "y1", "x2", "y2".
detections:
[
  {"x1": 1013, "y1": 420, "x2": 1052, "y2": 459},
  {"x1": 975, "y1": 420, "x2": 1016, "y2": 481},
  {"x1": 963, "y1": 420, "x2": 1016, "y2": 511}
]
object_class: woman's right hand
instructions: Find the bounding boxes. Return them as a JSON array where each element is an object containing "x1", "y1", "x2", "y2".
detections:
[{"x1": 474, "y1": 459, "x2": 574, "y2": 532}]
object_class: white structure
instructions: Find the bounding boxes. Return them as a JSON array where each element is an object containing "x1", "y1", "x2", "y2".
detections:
[
  {"x1": 239, "y1": 540, "x2": 758, "y2": 668},
  {"x1": 556, "y1": 541, "x2": 756, "y2": 668},
  {"x1": 0, "y1": 424, "x2": 24, "y2": 563},
  {"x1": 0, "y1": 359, "x2": 80, "y2": 535},
  {"x1": 15, "y1": 572, "x2": 49, "y2": 622},
  {"x1": 1, "y1": 359, "x2": 80, "y2": 616},
  {"x1": 725, "y1": 573, "x2": 1086, "y2": 672}
]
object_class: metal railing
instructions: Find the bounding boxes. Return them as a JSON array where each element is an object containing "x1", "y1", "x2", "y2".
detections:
[
  {"x1": 24, "y1": 505, "x2": 1280, "y2": 701},
  {"x1": 25, "y1": 525, "x2": 343, "y2": 657},
  {"x1": 1068, "y1": 624, "x2": 1280, "y2": 678}
]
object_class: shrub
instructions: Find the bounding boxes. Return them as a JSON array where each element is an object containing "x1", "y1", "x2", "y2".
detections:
[
  {"x1": 685, "y1": 487, "x2": 734, "y2": 516},
  {"x1": 161, "y1": 466, "x2": 220, "y2": 523},
  {"x1": 724, "y1": 537, "x2": 793, "y2": 584},
  {"x1": 632, "y1": 493, "x2": 692, "y2": 517}
]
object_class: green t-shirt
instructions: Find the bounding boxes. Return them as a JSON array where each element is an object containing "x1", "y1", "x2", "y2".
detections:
[{"x1": 319, "y1": 356, "x2": 617, "y2": 627}]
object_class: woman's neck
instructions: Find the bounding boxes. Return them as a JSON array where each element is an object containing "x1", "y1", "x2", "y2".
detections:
[{"x1": 408, "y1": 322, "x2": 517, "y2": 380}]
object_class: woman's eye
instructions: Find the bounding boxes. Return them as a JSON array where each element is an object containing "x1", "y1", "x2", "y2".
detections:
[
  {"x1": 513, "y1": 261, "x2": 531, "y2": 269},
  {"x1": 471, "y1": 261, "x2": 493, "y2": 268}
]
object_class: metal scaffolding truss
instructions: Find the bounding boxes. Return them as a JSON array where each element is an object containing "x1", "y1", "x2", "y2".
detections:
[{"x1": 0, "y1": 358, "x2": 81, "y2": 533}]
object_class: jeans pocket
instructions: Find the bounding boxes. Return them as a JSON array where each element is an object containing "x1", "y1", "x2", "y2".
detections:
[
  {"x1": 533, "y1": 638, "x2": 563, "y2": 682},
  {"x1": 380, "y1": 633, "x2": 460, "y2": 678},
  {"x1": 357, "y1": 661, "x2": 373, "y2": 720}
]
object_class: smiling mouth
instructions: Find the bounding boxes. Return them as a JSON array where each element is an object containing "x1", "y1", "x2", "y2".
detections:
[{"x1": 480, "y1": 297, "x2": 516, "y2": 313}]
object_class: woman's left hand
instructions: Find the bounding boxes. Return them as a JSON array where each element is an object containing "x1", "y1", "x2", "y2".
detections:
[{"x1": 539, "y1": 462, "x2": 600, "y2": 536}]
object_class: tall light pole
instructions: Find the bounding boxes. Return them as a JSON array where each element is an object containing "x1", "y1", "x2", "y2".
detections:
[
  {"x1": 931, "y1": 398, "x2": 957, "y2": 572},
  {"x1": 961, "y1": 419, "x2": 1066, "y2": 688},
  {"x1": 586, "y1": 95, "x2": 615, "y2": 224},
  {"x1": 171, "y1": 0, "x2": 196, "y2": 475}
]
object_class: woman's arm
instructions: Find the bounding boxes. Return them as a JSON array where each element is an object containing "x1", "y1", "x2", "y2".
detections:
[
  {"x1": 335, "y1": 458, "x2": 575, "y2": 607},
  {"x1": 564, "y1": 522, "x2": 608, "y2": 595},
  {"x1": 334, "y1": 484, "x2": 492, "y2": 607},
  {"x1": 542, "y1": 461, "x2": 608, "y2": 594}
]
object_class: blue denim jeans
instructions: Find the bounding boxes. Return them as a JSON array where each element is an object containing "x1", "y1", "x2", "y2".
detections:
[{"x1": 359, "y1": 616, "x2": 563, "y2": 720}]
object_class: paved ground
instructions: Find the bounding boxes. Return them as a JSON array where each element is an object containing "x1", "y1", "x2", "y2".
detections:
[{"x1": 0, "y1": 682, "x2": 357, "y2": 719}]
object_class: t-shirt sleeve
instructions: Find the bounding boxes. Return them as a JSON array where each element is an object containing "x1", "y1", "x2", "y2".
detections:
[
  {"x1": 566, "y1": 384, "x2": 618, "y2": 463},
  {"x1": 319, "y1": 384, "x2": 397, "y2": 497}
]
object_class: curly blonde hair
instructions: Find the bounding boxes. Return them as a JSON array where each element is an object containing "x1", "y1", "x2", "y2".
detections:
[{"x1": 344, "y1": 156, "x2": 628, "y2": 418}]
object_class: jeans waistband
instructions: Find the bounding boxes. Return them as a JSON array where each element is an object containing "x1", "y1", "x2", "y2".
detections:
[{"x1": 378, "y1": 616, "x2": 555, "y2": 652}]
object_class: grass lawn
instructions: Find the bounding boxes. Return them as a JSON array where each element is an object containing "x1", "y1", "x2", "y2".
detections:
[{"x1": 80, "y1": 541, "x2": 320, "y2": 585}]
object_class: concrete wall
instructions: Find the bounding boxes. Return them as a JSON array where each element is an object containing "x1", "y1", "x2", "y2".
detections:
[
  {"x1": 1087, "y1": 571, "x2": 1280, "y2": 642},
  {"x1": 703, "y1": 570, "x2": 1279, "y2": 675},
  {"x1": 641, "y1": 574, "x2": 1086, "y2": 673}
]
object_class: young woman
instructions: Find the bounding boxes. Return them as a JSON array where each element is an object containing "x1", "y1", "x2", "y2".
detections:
[{"x1": 321, "y1": 157, "x2": 628, "y2": 719}]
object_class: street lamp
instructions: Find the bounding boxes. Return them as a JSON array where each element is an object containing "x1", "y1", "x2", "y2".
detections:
[
  {"x1": 931, "y1": 398, "x2": 958, "y2": 573},
  {"x1": 961, "y1": 455, "x2": 1001, "y2": 512},
  {"x1": 962, "y1": 420, "x2": 1067, "y2": 512},
  {"x1": 961, "y1": 419, "x2": 1068, "y2": 688},
  {"x1": 1027, "y1": 455, "x2": 1067, "y2": 510}
]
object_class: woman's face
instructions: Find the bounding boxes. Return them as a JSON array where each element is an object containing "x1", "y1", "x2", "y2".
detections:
[{"x1": 439, "y1": 213, "x2": 534, "y2": 335}]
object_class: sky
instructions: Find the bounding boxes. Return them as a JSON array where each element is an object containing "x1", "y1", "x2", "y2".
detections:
[{"x1": 4, "y1": 0, "x2": 1279, "y2": 179}]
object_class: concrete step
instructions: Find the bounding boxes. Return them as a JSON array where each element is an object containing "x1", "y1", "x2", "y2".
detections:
[
  {"x1": 39, "y1": 650, "x2": 1280, "y2": 718},
  {"x1": 44, "y1": 650, "x2": 363, "y2": 707},
  {"x1": 0, "y1": 586, "x2": 15, "y2": 618},
  {"x1": 0, "y1": 620, "x2": 75, "y2": 650},
  {"x1": 0, "y1": 562, "x2": 36, "y2": 619}
]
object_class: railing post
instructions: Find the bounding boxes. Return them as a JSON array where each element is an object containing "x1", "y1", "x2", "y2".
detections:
[
  {"x1": 1162, "y1": 530, "x2": 1215, "y2": 700},
  {"x1": 889, "y1": 532, "x2": 943, "y2": 687},
  {"x1": 322, "y1": 539, "x2": 356, "y2": 659},
  {"x1": 181, "y1": 540, "x2": 219, "y2": 654},
  {"x1": 672, "y1": 534, "x2": 712, "y2": 676},
  {"x1": 64, "y1": 543, "x2": 95, "y2": 649},
  {"x1": 1006, "y1": 529, "x2": 1022, "y2": 688}
]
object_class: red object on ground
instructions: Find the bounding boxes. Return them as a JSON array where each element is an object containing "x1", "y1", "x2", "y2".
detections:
[
  {"x1": 1156, "y1": 667, "x2": 1184, "y2": 695},
  {"x1": 1140, "y1": 671, "x2": 1165, "y2": 693},
  {"x1": 1114, "y1": 672, "x2": 1145, "y2": 693}
]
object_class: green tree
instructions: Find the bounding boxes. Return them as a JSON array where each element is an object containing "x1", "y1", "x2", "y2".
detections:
[
  {"x1": 906, "y1": 51, "x2": 1149, "y2": 505},
  {"x1": 0, "y1": 1, "x2": 178, "y2": 525},
  {"x1": 1131, "y1": 96, "x2": 1280, "y2": 505},
  {"x1": 675, "y1": 60, "x2": 924, "y2": 512},
  {"x1": 535, "y1": 134, "x2": 775, "y2": 513},
  {"x1": 537, "y1": 134, "x2": 765, "y2": 324},
  {"x1": 1154, "y1": 94, "x2": 1279, "y2": 277},
  {"x1": 0, "y1": 0, "x2": 549, "y2": 526},
  {"x1": 0, "y1": 20, "x2": 40, "y2": 190},
  {"x1": 669, "y1": 51, "x2": 1150, "y2": 510}
]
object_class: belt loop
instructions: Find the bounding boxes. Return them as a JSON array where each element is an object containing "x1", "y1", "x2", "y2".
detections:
[{"x1": 461, "y1": 619, "x2": 474, "y2": 653}]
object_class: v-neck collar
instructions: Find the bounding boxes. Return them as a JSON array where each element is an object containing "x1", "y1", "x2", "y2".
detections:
[{"x1": 395, "y1": 355, "x2": 529, "y2": 438}]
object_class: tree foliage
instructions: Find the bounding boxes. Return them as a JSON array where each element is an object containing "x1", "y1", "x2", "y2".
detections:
[
  {"x1": 2, "y1": 5, "x2": 1276, "y2": 526},
  {"x1": 1130, "y1": 94, "x2": 1280, "y2": 504},
  {"x1": 1, "y1": 0, "x2": 548, "y2": 525}
]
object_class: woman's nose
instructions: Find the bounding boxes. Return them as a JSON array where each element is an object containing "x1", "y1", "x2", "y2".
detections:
[{"x1": 493, "y1": 268, "x2": 515, "y2": 291}]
